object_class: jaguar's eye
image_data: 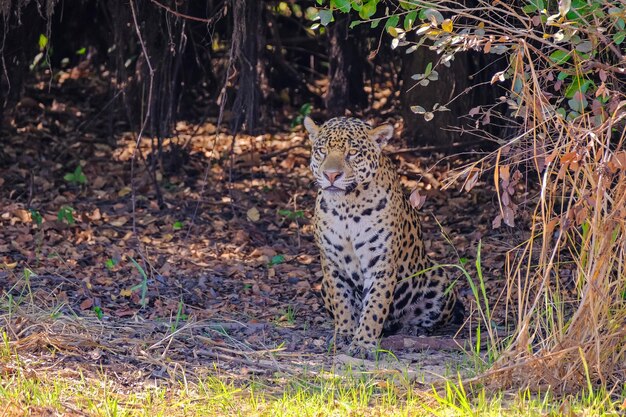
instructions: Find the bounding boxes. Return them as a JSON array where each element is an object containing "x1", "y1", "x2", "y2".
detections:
[
  {"x1": 347, "y1": 149, "x2": 358, "y2": 157},
  {"x1": 313, "y1": 146, "x2": 326, "y2": 155}
]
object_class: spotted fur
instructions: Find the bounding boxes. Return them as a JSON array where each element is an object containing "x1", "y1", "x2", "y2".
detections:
[{"x1": 305, "y1": 116, "x2": 464, "y2": 358}]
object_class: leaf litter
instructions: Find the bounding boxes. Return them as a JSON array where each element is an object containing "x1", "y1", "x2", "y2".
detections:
[{"x1": 0, "y1": 71, "x2": 529, "y2": 392}]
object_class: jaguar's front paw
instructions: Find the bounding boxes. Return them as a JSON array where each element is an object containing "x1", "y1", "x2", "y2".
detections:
[
  {"x1": 347, "y1": 340, "x2": 380, "y2": 360},
  {"x1": 326, "y1": 332, "x2": 351, "y2": 352}
]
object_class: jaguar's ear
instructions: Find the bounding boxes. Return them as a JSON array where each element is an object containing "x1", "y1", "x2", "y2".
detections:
[
  {"x1": 369, "y1": 124, "x2": 394, "y2": 148},
  {"x1": 303, "y1": 116, "x2": 319, "y2": 142}
]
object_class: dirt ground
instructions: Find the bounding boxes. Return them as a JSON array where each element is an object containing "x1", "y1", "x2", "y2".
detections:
[{"x1": 0, "y1": 74, "x2": 528, "y2": 387}]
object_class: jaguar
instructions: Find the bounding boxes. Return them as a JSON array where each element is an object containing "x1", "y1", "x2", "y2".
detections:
[{"x1": 305, "y1": 116, "x2": 464, "y2": 358}]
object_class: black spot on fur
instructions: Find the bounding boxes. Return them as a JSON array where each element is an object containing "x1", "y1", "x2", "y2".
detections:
[
  {"x1": 395, "y1": 292, "x2": 412, "y2": 311},
  {"x1": 368, "y1": 256, "x2": 380, "y2": 268},
  {"x1": 320, "y1": 197, "x2": 328, "y2": 213},
  {"x1": 375, "y1": 197, "x2": 388, "y2": 211}
]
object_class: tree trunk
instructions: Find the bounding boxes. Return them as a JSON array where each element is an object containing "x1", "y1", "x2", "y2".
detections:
[
  {"x1": 0, "y1": 3, "x2": 46, "y2": 114},
  {"x1": 230, "y1": 0, "x2": 266, "y2": 133},
  {"x1": 324, "y1": 15, "x2": 367, "y2": 117}
]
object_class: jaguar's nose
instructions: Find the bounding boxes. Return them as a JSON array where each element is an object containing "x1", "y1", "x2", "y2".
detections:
[{"x1": 323, "y1": 170, "x2": 343, "y2": 184}]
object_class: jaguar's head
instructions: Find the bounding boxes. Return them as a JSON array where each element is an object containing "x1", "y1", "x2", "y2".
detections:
[{"x1": 304, "y1": 116, "x2": 393, "y2": 194}]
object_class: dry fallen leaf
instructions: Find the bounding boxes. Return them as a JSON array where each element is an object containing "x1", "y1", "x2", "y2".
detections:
[
  {"x1": 464, "y1": 170, "x2": 480, "y2": 192},
  {"x1": 88, "y1": 208, "x2": 102, "y2": 221},
  {"x1": 109, "y1": 217, "x2": 129, "y2": 227},
  {"x1": 492, "y1": 214, "x2": 502, "y2": 229},
  {"x1": 409, "y1": 188, "x2": 427, "y2": 209},
  {"x1": 503, "y1": 206, "x2": 515, "y2": 227},
  {"x1": 79, "y1": 298, "x2": 94, "y2": 310},
  {"x1": 247, "y1": 207, "x2": 260, "y2": 222},
  {"x1": 118, "y1": 187, "x2": 132, "y2": 197},
  {"x1": 120, "y1": 288, "x2": 133, "y2": 297}
]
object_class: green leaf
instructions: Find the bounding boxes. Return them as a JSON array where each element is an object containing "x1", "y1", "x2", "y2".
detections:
[
  {"x1": 38, "y1": 34, "x2": 48, "y2": 51},
  {"x1": 567, "y1": 0, "x2": 589, "y2": 21},
  {"x1": 350, "y1": 20, "x2": 363, "y2": 28},
  {"x1": 57, "y1": 206, "x2": 75, "y2": 225},
  {"x1": 522, "y1": 4, "x2": 537, "y2": 13},
  {"x1": 331, "y1": 0, "x2": 351, "y2": 13},
  {"x1": 350, "y1": 2, "x2": 362, "y2": 12},
  {"x1": 549, "y1": 50, "x2": 571, "y2": 65},
  {"x1": 533, "y1": 0, "x2": 545, "y2": 9},
  {"x1": 424, "y1": 62, "x2": 433, "y2": 76},
  {"x1": 385, "y1": 15, "x2": 399, "y2": 30},
  {"x1": 29, "y1": 209, "x2": 43, "y2": 226},
  {"x1": 76, "y1": 47, "x2": 86, "y2": 55},
  {"x1": 614, "y1": 31, "x2": 626, "y2": 45},
  {"x1": 370, "y1": 18, "x2": 381, "y2": 28},
  {"x1": 278, "y1": 209, "x2": 304, "y2": 220},
  {"x1": 64, "y1": 165, "x2": 87, "y2": 185},
  {"x1": 564, "y1": 77, "x2": 593, "y2": 99},
  {"x1": 299, "y1": 103, "x2": 312, "y2": 115},
  {"x1": 581, "y1": 220, "x2": 590, "y2": 237},
  {"x1": 93, "y1": 306, "x2": 103, "y2": 320},
  {"x1": 269, "y1": 254, "x2": 286, "y2": 267},
  {"x1": 403, "y1": 11, "x2": 417, "y2": 31},
  {"x1": 173, "y1": 221, "x2": 184, "y2": 230},
  {"x1": 318, "y1": 9, "x2": 333, "y2": 26},
  {"x1": 105, "y1": 258, "x2": 117, "y2": 270},
  {"x1": 359, "y1": 0, "x2": 378, "y2": 19},
  {"x1": 568, "y1": 92, "x2": 588, "y2": 112}
]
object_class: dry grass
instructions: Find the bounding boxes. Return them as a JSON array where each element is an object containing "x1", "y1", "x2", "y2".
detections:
[
  {"x1": 486, "y1": 98, "x2": 626, "y2": 393},
  {"x1": 443, "y1": 42, "x2": 626, "y2": 395},
  {"x1": 396, "y1": 0, "x2": 626, "y2": 393}
]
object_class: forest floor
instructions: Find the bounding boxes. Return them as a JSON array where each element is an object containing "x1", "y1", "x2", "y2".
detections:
[{"x1": 0, "y1": 73, "x2": 589, "y2": 416}]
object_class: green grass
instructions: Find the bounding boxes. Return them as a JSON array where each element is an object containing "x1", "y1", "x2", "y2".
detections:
[
  {"x1": 1, "y1": 267, "x2": 623, "y2": 417},
  {"x1": 1, "y1": 344, "x2": 623, "y2": 417}
]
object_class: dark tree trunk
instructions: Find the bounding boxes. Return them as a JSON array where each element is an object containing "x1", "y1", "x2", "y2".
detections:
[
  {"x1": 0, "y1": 2, "x2": 46, "y2": 114},
  {"x1": 324, "y1": 15, "x2": 367, "y2": 117},
  {"x1": 230, "y1": 0, "x2": 266, "y2": 133},
  {"x1": 401, "y1": 48, "x2": 500, "y2": 147}
]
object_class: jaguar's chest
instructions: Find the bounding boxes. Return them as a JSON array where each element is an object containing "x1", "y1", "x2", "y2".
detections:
[{"x1": 315, "y1": 192, "x2": 394, "y2": 271}]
